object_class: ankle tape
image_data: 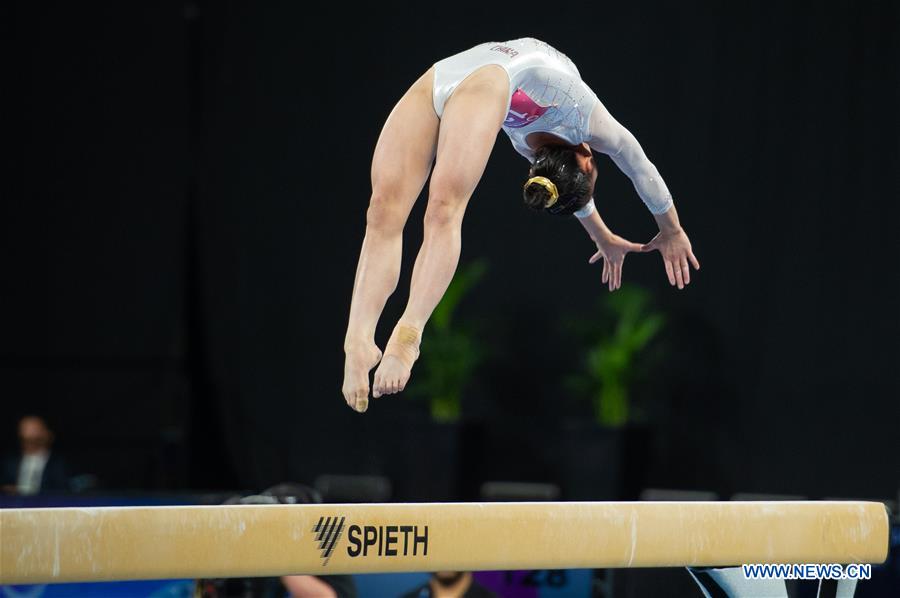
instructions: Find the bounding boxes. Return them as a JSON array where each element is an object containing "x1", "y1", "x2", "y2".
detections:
[{"x1": 384, "y1": 324, "x2": 421, "y2": 368}]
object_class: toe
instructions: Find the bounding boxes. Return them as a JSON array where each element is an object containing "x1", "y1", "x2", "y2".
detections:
[{"x1": 342, "y1": 388, "x2": 355, "y2": 408}]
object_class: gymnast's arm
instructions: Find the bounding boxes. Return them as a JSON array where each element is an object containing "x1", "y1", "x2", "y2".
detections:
[
  {"x1": 587, "y1": 99, "x2": 673, "y2": 216},
  {"x1": 587, "y1": 101, "x2": 700, "y2": 288}
]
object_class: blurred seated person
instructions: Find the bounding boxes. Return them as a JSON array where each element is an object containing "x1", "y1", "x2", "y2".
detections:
[
  {"x1": 401, "y1": 572, "x2": 496, "y2": 598},
  {"x1": 2, "y1": 415, "x2": 68, "y2": 495},
  {"x1": 195, "y1": 483, "x2": 357, "y2": 598}
]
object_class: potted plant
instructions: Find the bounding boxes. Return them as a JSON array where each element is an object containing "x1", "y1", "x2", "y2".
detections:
[
  {"x1": 559, "y1": 284, "x2": 666, "y2": 499},
  {"x1": 408, "y1": 259, "x2": 488, "y2": 422}
]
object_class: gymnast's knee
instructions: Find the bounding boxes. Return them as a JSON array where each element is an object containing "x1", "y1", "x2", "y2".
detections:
[
  {"x1": 423, "y1": 190, "x2": 466, "y2": 230},
  {"x1": 365, "y1": 190, "x2": 406, "y2": 235}
]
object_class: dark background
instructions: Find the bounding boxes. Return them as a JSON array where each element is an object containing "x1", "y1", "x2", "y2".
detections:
[{"x1": 4, "y1": 1, "x2": 899, "y2": 500}]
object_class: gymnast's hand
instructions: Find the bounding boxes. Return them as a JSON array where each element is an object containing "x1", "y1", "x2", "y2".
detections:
[
  {"x1": 589, "y1": 234, "x2": 643, "y2": 292},
  {"x1": 641, "y1": 227, "x2": 700, "y2": 289}
]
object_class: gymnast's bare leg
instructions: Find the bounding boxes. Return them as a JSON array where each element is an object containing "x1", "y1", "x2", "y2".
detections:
[
  {"x1": 342, "y1": 68, "x2": 439, "y2": 413},
  {"x1": 342, "y1": 66, "x2": 508, "y2": 411},
  {"x1": 371, "y1": 67, "x2": 508, "y2": 401}
]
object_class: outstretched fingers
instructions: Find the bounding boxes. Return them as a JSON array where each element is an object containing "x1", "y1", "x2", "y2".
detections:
[
  {"x1": 689, "y1": 250, "x2": 701, "y2": 270},
  {"x1": 641, "y1": 236, "x2": 660, "y2": 253},
  {"x1": 625, "y1": 240, "x2": 644, "y2": 253},
  {"x1": 673, "y1": 258, "x2": 685, "y2": 289},
  {"x1": 604, "y1": 259, "x2": 619, "y2": 292},
  {"x1": 642, "y1": 230, "x2": 699, "y2": 289},
  {"x1": 664, "y1": 258, "x2": 676, "y2": 286}
]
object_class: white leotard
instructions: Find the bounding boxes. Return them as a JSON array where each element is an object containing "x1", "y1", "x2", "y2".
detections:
[
  {"x1": 432, "y1": 37, "x2": 674, "y2": 215},
  {"x1": 433, "y1": 37, "x2": 597, "y2": 162}
]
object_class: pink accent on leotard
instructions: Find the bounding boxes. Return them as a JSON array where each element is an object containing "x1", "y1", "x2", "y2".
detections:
[{"x1": 504, "y1": 88, "x2": 550, "y2": 128}]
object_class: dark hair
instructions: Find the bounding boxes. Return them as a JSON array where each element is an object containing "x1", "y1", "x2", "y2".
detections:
[{"x1": 523, "y1": 145, "x2": 593, "y2": 215}]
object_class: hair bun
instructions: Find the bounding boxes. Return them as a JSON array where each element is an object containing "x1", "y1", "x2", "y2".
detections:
[
  {"x1": 525, "y1": 146, "x2": 594, "y2": 216},
  {"x1": 523, "y1": 180, "x2": 552, "y2": 210}
]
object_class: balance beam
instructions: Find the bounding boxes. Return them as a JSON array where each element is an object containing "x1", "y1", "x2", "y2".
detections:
[{"x1": 0, "y1": 501, "x2": 889, "y2": 584}]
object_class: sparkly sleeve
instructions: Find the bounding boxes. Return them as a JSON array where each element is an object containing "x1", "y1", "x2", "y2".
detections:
[{"x1": 587, "y1": 99, "x2": 674, "y2": 215}]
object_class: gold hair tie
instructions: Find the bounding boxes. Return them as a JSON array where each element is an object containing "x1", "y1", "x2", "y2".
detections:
[{"x1": 524, "y1": 176, "x2": 559, "y2": 208}]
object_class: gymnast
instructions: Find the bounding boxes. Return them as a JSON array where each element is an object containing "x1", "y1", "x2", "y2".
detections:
[{"x1": 343, "y1": 38, "x2": 699, "y2": 412}]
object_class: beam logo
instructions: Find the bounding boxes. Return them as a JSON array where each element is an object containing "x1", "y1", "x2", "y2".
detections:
[
  {"x1": 311, "y1": 516, "x2": 430, "y2": 565},
  {"x1": 312, "y1": 516, "x2": 346, "y2": 564}
]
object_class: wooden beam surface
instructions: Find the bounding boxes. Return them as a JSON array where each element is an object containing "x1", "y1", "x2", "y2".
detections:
[{"x1": 0, "y1": 501, "x2": 889, "y2": 584}]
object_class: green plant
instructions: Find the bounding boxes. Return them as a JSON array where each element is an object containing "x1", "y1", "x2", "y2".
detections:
[
  {"x1": 565, "y1": 284, "x2": 666, "y2": 427},
  {"x1": 408, "y1": 260, "x2": 488, "y2": 422}
]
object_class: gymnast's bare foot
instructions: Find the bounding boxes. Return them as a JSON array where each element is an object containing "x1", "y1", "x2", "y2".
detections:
[
  {"x1": 372, "y1": 323, "x2": 421, "y2": 398},
  {"x1": 342, "y1": 343, "x2": 382, "y2": 413},
  {"x1": 372, "y1": 355, "x2": 412, "y2": 398}
]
